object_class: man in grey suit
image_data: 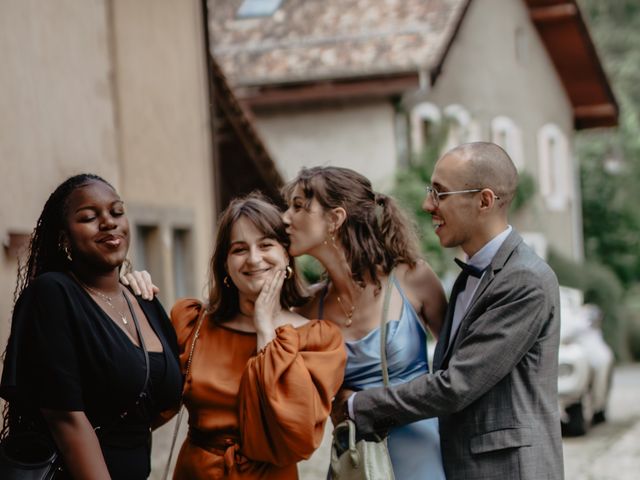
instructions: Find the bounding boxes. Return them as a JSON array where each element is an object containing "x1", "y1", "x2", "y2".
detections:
[{"x1": 334, "y1": 142, "x2": 564, "y2": 479}]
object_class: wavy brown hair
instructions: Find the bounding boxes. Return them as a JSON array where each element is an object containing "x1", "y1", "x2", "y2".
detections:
[
  {"x1": 282, "y1": 166, "x2": 421, "y2": 290},
  {"x1": 207, "y1": 193, "x2": 308, "y2": 321}
]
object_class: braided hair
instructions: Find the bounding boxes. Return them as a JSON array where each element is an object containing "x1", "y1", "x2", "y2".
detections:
[{"x1": 2, "y1": 174, "x2": 114, "y2": 439}]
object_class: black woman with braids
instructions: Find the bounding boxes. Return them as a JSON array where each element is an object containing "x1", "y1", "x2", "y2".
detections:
[{"x1": 0, "y1": 174, "x2": 181, "y2": 479}]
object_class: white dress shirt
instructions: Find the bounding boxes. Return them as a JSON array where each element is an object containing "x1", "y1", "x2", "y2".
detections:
[{"x1": 448, "y1": 225, "x2": 512, "y2": 346}]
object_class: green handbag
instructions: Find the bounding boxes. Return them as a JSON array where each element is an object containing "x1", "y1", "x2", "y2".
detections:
[{"x1": 329, "y1": 272, "x2": 396, "y2": 480}]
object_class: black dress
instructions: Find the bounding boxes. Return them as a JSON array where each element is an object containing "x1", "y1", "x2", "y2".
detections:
[{"x1": 0, "y1": 272, "x2": 183, "y2": 479}]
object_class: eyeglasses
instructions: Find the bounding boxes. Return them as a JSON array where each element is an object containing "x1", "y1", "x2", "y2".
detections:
[{"x1": 425, "y1": 185, "x2": 500, "y2": 207}]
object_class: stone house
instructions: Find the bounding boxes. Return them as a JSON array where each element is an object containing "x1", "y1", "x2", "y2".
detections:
[{"x1": 210, "y1": 0, "x2": 618, "y2": 261}]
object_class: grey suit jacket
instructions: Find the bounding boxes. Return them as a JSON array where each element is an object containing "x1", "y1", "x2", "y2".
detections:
[{"x1": 353, "y1": 230, "x2": 564, "y2": 479}]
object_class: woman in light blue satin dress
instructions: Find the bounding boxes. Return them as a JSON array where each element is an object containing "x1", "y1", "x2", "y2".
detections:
[{"x1": 282, "y1": 166, "x2": 448, "y2": 479}]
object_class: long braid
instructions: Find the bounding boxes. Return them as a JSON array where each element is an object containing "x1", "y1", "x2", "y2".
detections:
[{"x1": 2, "y1": 173, "x2": 113, "y2": 439}]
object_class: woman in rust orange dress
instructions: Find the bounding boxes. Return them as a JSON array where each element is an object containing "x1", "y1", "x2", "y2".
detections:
[{"x1": 159, "y1": 194, "x2": 346, "y2": 479}]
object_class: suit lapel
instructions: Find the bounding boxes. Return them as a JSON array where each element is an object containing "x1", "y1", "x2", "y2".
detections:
[
  {"x1": 439, "y1": 230, "x2": 523, "y2": 367},
  {"x1": 433, "y1": 268, "x2": 470, "y2": 371},
  {"x1": 433, "y1": 293, "x2": 455, "y2": 371}
]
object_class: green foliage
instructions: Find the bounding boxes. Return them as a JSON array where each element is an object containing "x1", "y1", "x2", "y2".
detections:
[
  {"x1": 576, "y1": 0, "x2": 640, "y2": 287},
  {"x1": 295, "y1": 254, "x2": 324, "y2": 285},
  {"x1": 625, "y1": 284, "x2": 640, "y2": 360},
  {"x1": 509, "y1": 171, "x2": 536, "y2": 214},
  {"x1": 392, "y1": 123, "x2": 451, "y2": 275},
  {"x1": 394, "y1": 168, "x2": 451, "y2": 276},
  {"x1": 548, "y1": 250, "x2": 627, "y2": 359}
]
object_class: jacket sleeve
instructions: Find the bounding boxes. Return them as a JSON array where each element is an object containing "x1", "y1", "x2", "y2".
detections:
[{"x1": 238, "y1": 320, "x2": 346, "y2": 465}]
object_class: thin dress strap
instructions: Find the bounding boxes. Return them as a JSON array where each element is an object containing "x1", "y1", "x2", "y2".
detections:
[
  {"x1": 391, "y1": 274, "x2": 428, "y2": 336},
  {"x1": 317, "y1": 283, "x2": 329, "y2": 320}
]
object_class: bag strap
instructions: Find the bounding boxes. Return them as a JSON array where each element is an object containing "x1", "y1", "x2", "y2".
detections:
[
  {"x1": 162, "y1": 304, "x2": 206, "y2": 480},
  {"x1": 124, "y1": 293, "x2": 150, "y2": 405},
  {"x1": 183, "y1": 306, "x2": 206, "y2": 379},
  {"x1": 96, "y1": 293, "x2": 150, "y2": 436},
  {"x1": 379, "y1": 270, "x2": 394, "y2": 387}
]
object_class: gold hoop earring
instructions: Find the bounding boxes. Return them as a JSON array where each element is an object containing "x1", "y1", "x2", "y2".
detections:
[
  {"x1": 285, "y1": 265, "x2": 293, "y2": 280},
  {"x1": 223, "y1": 276, "x2": 231, "y2": 288}
]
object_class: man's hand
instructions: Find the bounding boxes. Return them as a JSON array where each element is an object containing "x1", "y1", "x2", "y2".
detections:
[{"x1": 331, "y1": 388, "x2": 355, "y2": 426}]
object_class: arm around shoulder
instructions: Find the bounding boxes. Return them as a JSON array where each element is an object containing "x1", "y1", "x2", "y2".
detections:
[{"x1": 353, "y1": 270, "x2": 554, "y2": 437}]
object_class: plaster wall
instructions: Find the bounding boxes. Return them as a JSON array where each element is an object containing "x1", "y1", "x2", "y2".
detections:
[
  {"x1": 1, "y1": 2, "x2": 215, "y2": 476},
  {"x1": 110, "y1": 0, "x2": 215, "y2": 303},
  {"x1": 254, "y1": 102, "x2": 398, "y2": 190},
  {"x1": 0, "y1": 0, "x2": 119, "y2": 352}
]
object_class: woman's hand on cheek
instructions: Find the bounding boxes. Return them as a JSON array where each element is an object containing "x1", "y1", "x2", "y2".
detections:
[{"x1": 254, "y1": 269, "x2": 285, "y2": 350}]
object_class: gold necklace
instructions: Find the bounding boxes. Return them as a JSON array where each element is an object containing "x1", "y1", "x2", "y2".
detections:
[
  {"x1": 83, "y1": 284, "x2": 130, "y2": 325},
  {"x1": 335, "y1": 294, "x2": 356, "y2": 327}
]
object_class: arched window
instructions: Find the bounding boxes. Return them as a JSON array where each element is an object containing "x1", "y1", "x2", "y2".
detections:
[
  {"x1": 443, "y1": 104, "x2": 471, "y2": 151},
  {"x1": 491, "y1": 116, "x2": 524, "y2": 170},
  {"x1": 537, "y1": 123, "x2": 571, "y2": 211},
  {"x1": 409, "y1": 102, "x2": 441, "y2": 155}
]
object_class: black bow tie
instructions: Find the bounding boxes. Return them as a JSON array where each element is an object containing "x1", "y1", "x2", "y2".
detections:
[{"x1": 454, "y1": 258, "x2": 485, "y2": 278}]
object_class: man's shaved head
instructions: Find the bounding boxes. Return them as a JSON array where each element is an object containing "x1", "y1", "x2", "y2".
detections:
[{"x1": 444, "y1": 142, "x2": 519, "y2": 208}]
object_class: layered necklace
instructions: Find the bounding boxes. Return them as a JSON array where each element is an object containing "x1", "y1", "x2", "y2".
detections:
[
  {"x1": 76, "y1": 277, "x2": 130, "y2": 325},
  {"x1": 333, "y1": 282, "x2": 364, "y2": 328},
  {"x1": 335, "y1": 294, "x2": 356, "y2": 327}
]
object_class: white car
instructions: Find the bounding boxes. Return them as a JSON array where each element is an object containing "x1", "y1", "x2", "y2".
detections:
[{"x1": 557, "y1": 287, "x2": 614, "y2": 435}]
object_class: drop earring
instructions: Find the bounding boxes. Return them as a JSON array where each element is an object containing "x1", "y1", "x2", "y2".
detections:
[
  {"x1": 285, "y1": 265, "x2": 293, "y2": 279},
  {"x1": 63, "y1": 245, "x2": 73, "y2": 262},
  {"x1": 323, "y1": 229, "x2": 337, "y2": 247},
  {"x1": 223, "y1": 276, "x2": 231, "y2": 288}
]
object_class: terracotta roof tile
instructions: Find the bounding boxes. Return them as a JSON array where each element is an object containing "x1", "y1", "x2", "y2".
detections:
[{"x1": 211, "y1": 0, "x2": 469, "y2": 85}]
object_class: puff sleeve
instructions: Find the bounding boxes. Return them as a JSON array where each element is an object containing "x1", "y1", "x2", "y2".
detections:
[
  {"x1": 170, "y1": 298, "x2": 205, "y2": 364},
  {"x1": 238, "y1": 320, "x2": 346, "y2": 466}
]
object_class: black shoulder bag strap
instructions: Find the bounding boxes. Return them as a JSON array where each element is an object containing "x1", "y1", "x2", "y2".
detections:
[
  {"x1": 121, "y1": 293, "x2": 150, "y2": 416},
  {"x1": 94, "y1": 293, "x2": 150, "y2": 436}
]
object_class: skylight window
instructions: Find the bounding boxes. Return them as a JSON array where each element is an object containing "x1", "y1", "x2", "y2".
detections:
[{"x1": 237, "y1": 0, "x2": 282, "y2": 18}]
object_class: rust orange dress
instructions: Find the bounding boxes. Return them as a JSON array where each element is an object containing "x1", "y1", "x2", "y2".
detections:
[{"x1": 168, "y1": 299, "x2": 346, "y2": 479}]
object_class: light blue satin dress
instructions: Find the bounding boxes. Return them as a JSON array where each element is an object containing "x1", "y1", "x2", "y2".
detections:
[{"x1": 321, "y1": 277, "x2": 446, "y2": 480}]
